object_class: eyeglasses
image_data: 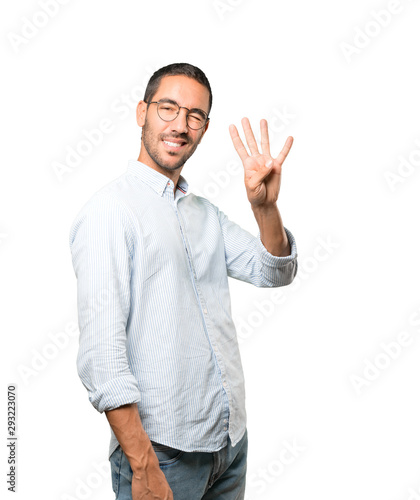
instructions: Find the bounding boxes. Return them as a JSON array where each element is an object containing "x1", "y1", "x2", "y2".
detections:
[{"x1": 146, "y1": 99, "x2": 209, "y2": 130}]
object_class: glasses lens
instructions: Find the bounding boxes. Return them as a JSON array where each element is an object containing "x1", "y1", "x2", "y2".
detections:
[
  {"x1": 157, "y1": 102, "x2": 179, "y2": 121},
  {"x1": 187, "y1": 112, "x2": 207, "y2": 130}
]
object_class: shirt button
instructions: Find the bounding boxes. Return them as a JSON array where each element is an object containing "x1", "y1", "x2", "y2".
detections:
[
  {"x1": 223, "y1": 381, "x2": 227, "y2": 388},
  {"x1": 203, "y1": 308, "x2": 208, "y2": 314},
  {"x1": 223, "y1": 426, "x2": 227, "y2": 431},
  {"x1": 224, "y1": 419, "x2": 228, "y2": 424}
]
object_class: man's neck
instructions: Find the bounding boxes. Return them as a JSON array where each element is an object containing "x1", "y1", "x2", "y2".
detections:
[{"x1": 136, "y1": 153, "x2": 182, "y2": 194}]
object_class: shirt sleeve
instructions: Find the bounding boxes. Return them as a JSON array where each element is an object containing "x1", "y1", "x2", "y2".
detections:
[
  {"x1": 69, "y1": 192, "x2": 141, "y2": 413},
  {"x1": 215, "y1": 205, "x2": 298, "y2": 287}
]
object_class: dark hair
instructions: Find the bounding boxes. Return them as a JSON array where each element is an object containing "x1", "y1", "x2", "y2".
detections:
[{"x1": 144, "y1": 63, "x2": 212, "y2": 115}]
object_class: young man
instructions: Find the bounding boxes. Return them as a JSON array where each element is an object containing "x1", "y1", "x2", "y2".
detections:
[{"x1": 69, "y1": 63, "x2": 298, "y2": 500}]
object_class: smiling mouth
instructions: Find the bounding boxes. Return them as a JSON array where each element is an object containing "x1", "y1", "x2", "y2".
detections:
[{"x1": 162, "y1": 138, "x2": 188, "y2": 150}]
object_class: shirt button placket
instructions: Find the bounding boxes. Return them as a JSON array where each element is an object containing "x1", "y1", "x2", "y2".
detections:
[{"x1": 223, "y1": 417, "x2": 228, "y2": 432}]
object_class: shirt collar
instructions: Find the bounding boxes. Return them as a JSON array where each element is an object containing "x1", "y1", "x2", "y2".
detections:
[{"x1": 127, "y1": 160, "x2": 189, "y2": 197}]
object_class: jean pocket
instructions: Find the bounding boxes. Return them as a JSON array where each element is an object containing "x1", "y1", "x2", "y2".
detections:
[
  {"x1": 150, "y1": 441, "x2": 185, "y2": 466},
  {"x1": 109, "y1": 446, "x2": 123, "y2": 495}
]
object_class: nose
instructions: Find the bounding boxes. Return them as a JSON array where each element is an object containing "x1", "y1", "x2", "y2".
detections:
[{"x1": 170, "y1": 108, "x2": 189, "y2": 134}]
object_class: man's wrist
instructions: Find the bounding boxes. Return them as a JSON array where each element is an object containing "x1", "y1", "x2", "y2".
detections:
[
  {"x1": 251, "y1": 203, "x2": 290, "y2": 257},
  {"x1": 126, "y1": 440, "x2": 153, "y2": 471},
  {"x1": 129, "y1": 443, "x2": 160, "y2": 475},
  {"x1": 251, "y1": 203, "x2": 282, "y2": 234},
  {"x1": 251, "y1": 202, "x2": 278, "y2": 216}
]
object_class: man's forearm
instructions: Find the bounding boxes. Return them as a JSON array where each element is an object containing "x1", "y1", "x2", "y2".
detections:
[
  {"x1": 252, "y1": 203, "x2": 290, "y2": 257},
  {"x1": 105, "y1": 403, "x2": 155, "y2": 474}
]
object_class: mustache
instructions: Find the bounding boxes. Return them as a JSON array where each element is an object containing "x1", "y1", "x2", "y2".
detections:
[{"x1": 160, "y1": 133, "x2": 190, "y2": 144}]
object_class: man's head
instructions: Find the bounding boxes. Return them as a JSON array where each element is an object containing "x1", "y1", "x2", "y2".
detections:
[
  {"x1": 144, "y1": 63, "x2": 212, "y2": 114},
  {"x1": 137, "y1": 63, "x2": 212, "y2": 179}
]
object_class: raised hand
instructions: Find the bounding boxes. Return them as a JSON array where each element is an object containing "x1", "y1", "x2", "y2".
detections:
[{"x1": 229, "y1": 117, "x2": 293, "y2": 209}]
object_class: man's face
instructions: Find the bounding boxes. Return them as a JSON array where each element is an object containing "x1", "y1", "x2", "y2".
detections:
[{"x1": 137, "y1": 75, "x2": 210, "y2": 176}]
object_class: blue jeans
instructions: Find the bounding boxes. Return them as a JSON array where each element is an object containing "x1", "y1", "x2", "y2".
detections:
[{"x1": 109, "y1": 429, "x2": 248, "y2": 499}]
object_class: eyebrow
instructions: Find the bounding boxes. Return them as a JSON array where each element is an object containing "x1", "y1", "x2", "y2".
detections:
[{"x1": 158, "y1": 98, "x2": 208, "y2": 117}]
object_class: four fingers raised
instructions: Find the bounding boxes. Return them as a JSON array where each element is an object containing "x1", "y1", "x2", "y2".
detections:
[{"x1": 229, "y1": 118, "x2": 293, "y2": 165}]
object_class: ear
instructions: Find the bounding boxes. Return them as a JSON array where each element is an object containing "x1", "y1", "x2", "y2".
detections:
[
  {"x1": 198, "y1": 119, "x2": 210, "y2": 145},
  {"x1": 136, "y1": 100, "x2": 148, "y2": 127}
]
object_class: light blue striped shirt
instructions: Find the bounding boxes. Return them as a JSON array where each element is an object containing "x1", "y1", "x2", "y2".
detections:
[{"x1": 69, "y1": 160, "x2": 298, "y2": 459}]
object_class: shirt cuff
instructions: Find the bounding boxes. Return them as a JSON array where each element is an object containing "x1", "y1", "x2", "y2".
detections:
[
  {"x1": 89, "y1": 375, "x2": 142, "y2": 413},
  {"x1": 257, "y1": 226, "x2": 297, "y2": 267}
]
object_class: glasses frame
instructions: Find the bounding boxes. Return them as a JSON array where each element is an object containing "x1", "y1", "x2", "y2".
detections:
[{"x1": 146, "y1": 99, "x2": 209, "y2": 130}]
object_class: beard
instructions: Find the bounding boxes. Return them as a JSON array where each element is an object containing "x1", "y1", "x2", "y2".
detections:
[{"x1": 141, "y1": 120, "x2": 201, "y2": 174}]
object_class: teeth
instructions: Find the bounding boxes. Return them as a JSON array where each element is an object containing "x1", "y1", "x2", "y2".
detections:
[{"x1": 164, "y1": 140, "x2": 183, "y2": 148}]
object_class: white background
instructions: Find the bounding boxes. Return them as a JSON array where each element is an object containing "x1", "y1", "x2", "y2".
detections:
[{"x1": 2, "y1": 0, "x2": 420, "y2": 499}]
